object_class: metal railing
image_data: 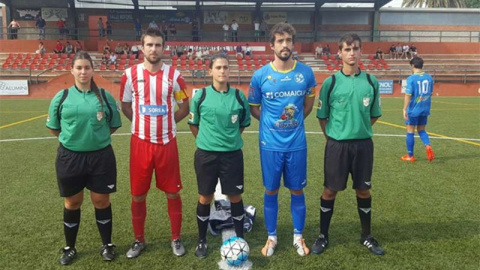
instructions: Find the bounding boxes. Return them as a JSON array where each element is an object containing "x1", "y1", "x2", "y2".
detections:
[{"x1": 1, "y1": 27, "x2": 479, "y2": 43}]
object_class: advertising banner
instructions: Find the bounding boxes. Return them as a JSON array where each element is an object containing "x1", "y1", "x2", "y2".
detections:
[
  {"x1": 379, "y1": 80, "x2": 394, "y2": 94},
  {"x1": 0, "y1": 80, "x2": 29, "y2": 96}
]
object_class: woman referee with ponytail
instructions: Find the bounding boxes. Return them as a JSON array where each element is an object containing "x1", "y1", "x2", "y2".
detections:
[{"x1": 46, "y1": 51, "x2": 122, "y2": 265}]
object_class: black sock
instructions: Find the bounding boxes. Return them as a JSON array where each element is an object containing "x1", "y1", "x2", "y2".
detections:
[
  {"x1": 231, "y1": 200, "x2": 245, "y2": 239},
  {"x1": 357, "y1": 196, "x2": 372, "y2": 238},
  {"x1": 320, "y1": 198, "x2": 335, "y2": 238},
  {"x1": 95, "y1": 204, "x2": 112, "y2": 245},
  {"x1": 196, "y1": 202, "x2": 210, "y2": 242},
  {"x1": 64, "y1": 208, "x2": 81, "y2": 248}
]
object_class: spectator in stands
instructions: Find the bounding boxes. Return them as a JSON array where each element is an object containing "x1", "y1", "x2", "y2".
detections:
[
  {"x1": 254, "y1": 19, "x2": 261, "y2": 42},
  {"x1": 98, "y1": 18, "x2": 105, "y2": 38},
  {"x1": 192, "y1": 18, "x2": 200, "y2": 42},
  {"x1": 195, "y1": 50, "x2": 203, "y2": 61},
  {"x1": 231, "y1": 20, "x2": 239, "y2": 42},
  {"x1": 315, "y1": 44, "x2": 323, "y2": 58},
  {"x1": 322, "y1": 45, "x2": 331, "y2": 57},
  {"x1": 57, "y1": 18, "x2": 66, "y2": 39},
  {"x1": 115, "y1": 43, "x2": 124, "y2": 55},
  {"x1": 103, "y1": 42, "x2": 111, "y2": 54},
  {"x1": 260, "y1": 19, "x2": 268, "y2": 42},
  {"x1": 131, "y1": 44, "x2": 140, "y2": 59},
  {"x1": 102, "y1": 52, "x2": 109, "y2": 64},
  {"x1": 109, "y1": 52, "x2": 117, "y2": 66},
  {"x1": 389, "y1": 44, "x2": 396, "y2": 59},
  {"x1": 65, "y1": 41, "x2": 73, "y2": 55},
  {"x1": 36, "y1": 42, "x2": 46, "y2": 55},
  {"x1": 222, "y1": 22, "x2": 229, "y2": 42},
  {"x1": 135, "y1": 19, "x2": 142, "y2": 41},
  {"x1": 375, "y1": 47, "x2": 384, "y2": 60},
  {"x1": 236, "y1": 45, "x2": 243, "y2": 58},
  {"x1": 54, "y1": 40, "x2": 64, "y2": 54},
  {"x1": 395, "y1": 43, "x2": 402, "y2": 60},
  {"x1": 73, "y1": 41, "x2": 82, "y2": 53},
  {"x1": 148, "y1": 20, "x2": 158, "y2": 29},
  {"x1": 161, "y1": 20, "x2": 169, "y2": 41},
  {"x1": 8, "y1": 18, "x2": 21, "y2": 40},
  {"x1": 177, "y1": 45, "x2": 185, "y2": 57},
  {"x1": 36, "y1": 15, "x2": 46, "y2": 40},
  {"x1": 402, "y1": 44, "x2": 410, "y2": 60},
  {"x1": 106, "y1": 20, "x2": 112, "y2": 37},
  {"x1": 410, "y1": 44, "x2": 418, "y2": 58},
  {"x1": 169, "y1": 22, "x2": 177, "y2": 41},
  {"x1": 123, "y1": 43, "x2": 130, "y2": 55},
  {"x1": 187, "y1": 48, "x2": 194, "y2": 58},
  {"x1": 245, "y1": 44, "x2": 252, "y2": 57}
]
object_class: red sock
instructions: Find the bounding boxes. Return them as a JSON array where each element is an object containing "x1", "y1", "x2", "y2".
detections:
[
  {"x1": 167, "y1": 195, "x2": 182, "y2": 240},
  {"x1": 131, "y1": 200, "x2": 146, "y2": 243}
]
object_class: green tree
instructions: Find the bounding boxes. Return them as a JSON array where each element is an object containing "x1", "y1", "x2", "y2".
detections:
[
  {"x1": 402, "y1": 0, "x2": 467, "y2": 7},
  {"x1": 464, "y1": 0, "x2": 480, "y2": 7}
]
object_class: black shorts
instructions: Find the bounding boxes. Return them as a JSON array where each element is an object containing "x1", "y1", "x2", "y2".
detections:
[
  {"x1": 324, "y1": 138, "x2": 373, "y2": 191},
  {"x1": 194, "y1": 149, "x2": 244, "y2": 196},
  {"x1": 56, "y1": 144, "x2": 117, "y2": 197}
]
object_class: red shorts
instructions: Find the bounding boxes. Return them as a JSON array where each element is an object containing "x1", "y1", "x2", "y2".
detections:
[{"x1": 129, "y1": 135, "x2": 182, "y2": 196}]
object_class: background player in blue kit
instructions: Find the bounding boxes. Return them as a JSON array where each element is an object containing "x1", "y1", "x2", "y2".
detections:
[
  {"x1": 248, "y1": 22, "x2": 316, "y2": 257},
  {"x1": 401, "y1": 57, "x2": 435, "y2": 162}
]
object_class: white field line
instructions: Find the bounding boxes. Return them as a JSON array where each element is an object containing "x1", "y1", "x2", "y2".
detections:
[{"x1": 1, "y1": 131, "x2": 479, "y2": 143}]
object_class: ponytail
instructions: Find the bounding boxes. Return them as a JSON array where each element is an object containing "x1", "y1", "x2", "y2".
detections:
[{"x1": 91, "y1": 77, "x2": 104, "y2": 109}]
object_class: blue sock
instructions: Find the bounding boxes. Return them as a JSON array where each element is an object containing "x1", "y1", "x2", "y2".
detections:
[
  {"x1": 264, "y1": 193, "x2": 278, "y2": 236},
  {"x1": 418, "y1": 130, "x2": 431, "y2": 146},
  {"x1": 406, "y1": 132, "x2": 415, "y2": 156},
  {"x1": 290, "y1": 193, "x2": 306, "y2": 235}
]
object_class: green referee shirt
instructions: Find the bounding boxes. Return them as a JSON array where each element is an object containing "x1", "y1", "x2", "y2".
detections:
[
  {"x1": 316, "y1": 71, "x2": 382, "y2": 140},
  {"x1": 188, "y1": 85, "x2": 251, "y2": 152},
  {"x1": 46, "y1": 86, "x2": 122, "y2": 152}
]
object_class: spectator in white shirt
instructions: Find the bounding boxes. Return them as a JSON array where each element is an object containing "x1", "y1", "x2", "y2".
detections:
[
  {"x1": 231, "y1": 20, "x2": 239, "y2": 42},
  {"x1": 222, "y1": 23, "x2": 229, "y2": 42}
]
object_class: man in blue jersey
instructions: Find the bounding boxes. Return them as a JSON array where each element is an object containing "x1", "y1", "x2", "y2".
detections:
[
  {"x1": 248, "y1": 22, "x2": 316, "y2": 257},
  {"x1": 401, "y1": 57, "x2": 435, "y2": 162}
]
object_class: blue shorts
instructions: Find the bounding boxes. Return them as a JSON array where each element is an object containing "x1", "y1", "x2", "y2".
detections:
[
  {"x1": 260, "y1": 148, "x2": 307, "y2": 191},
  {"x1": 406, "y1": 115, "x2": 428, "y2": 126}
]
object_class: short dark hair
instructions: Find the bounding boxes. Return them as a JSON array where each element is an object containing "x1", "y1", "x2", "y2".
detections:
[
  {"x1": 338, "y1": 33, "x2": 362, "y2": 50},
  {"x1": 410, "y1": 57, "x2": 424, "y2": 69},
  {"x1": 209, "y1": 54, "x2": 229, "y2": 69},
  {"x1": 141, "y1": 27, "x2": 165, "y2": 47},
  {"x1": 269, "y1": 22, "x2": 296, "y2": 45}
]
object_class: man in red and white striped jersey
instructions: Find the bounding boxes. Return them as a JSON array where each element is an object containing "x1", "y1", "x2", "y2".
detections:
[{"x1": 120, "y1": 28, "x2": 189, "y2": 258}]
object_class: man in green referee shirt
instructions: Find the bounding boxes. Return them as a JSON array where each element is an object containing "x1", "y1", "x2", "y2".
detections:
[{"x1": 312, "y1": 33, "x2": 385, "y2": 256}]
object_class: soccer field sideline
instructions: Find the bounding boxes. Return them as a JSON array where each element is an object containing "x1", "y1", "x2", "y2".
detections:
[{"x1": 1, "y1": 130, "x2": 480, "y2": 144}]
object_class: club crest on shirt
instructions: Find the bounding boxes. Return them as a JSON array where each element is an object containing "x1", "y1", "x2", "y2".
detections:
[
  {"x1": 97, "y1": 111, "x2": 104, "y2": 121},
  {"x1": 231, "y1": 114, "x2": 238, "y2": 124},
  {"x1": 363, "y1": 97, "x2": 370, "y2": 107},
  {"x1": 294, "y1": 73, "x2": 305, "y2": 84}
]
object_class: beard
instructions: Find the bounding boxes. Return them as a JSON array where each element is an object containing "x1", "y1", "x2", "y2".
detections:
[
  {"x1": 145, "y1": 55, "x2": 161, "y2": 64},
  {"x1": 274, "y1": 49, "x2": 292, "y2": 62}
]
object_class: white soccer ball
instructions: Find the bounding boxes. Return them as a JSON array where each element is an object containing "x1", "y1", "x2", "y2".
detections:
[{"x1": 220, "y1": 236, "x2": 249, "y2": 266}]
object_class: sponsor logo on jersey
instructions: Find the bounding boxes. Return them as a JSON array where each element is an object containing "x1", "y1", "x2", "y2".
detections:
[
  {"x1": 363, "y1": 97, "x2": 370, "y2": 107},
  {"x1": 281, "y1": 75, "x2": 291, "y2": 82},
  {"x1": 231, "y1": 114, "x2": 238, "y2": 124},
  {"x1": 265, "y1": 90, "x2": 306, "y2": 99},
  {"x1": 294, "y1": 73, "x2": 305, "y2": 83},
  {"x1": 140, "y1": 104, "x2": 168, "y2": 116},
  {"x1": 275, "y1": 104, "x2": 299, "y2": 129}
]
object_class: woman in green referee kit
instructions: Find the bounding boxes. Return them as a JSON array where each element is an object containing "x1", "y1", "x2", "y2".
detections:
[
  {"x1": 46, "y1": 51, "x2": 122, "y2": 265},
  {"x1": 188, "y1": 54, "x2": 251, "y2": 258}
]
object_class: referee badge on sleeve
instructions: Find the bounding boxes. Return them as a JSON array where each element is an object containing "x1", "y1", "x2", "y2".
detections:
[
  {"x1": 97, "y1": 111, "x2": 104, "y2": 121},
  {"x1": 189, "y1": 112, "x2": 194, "y2": 122}
]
